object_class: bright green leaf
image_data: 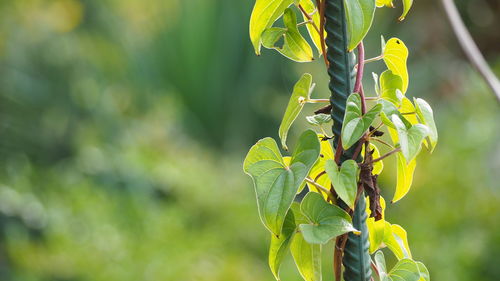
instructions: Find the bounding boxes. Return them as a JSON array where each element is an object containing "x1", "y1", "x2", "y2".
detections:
[
  {"x1": 391, "y1": 115, "x2": 429, "y2": 163},
  {"x1": 299, "y1": 192, "x2": 356, "y2": 244},
  {"x1": 383, "y1": 38, "x2": 409, "y2": 93},
  {"x1": 306, "y1": 114, "x2": 332, "y2": 126},
  {"x1": 414, "y1": 98, "x2": 438, "y2": 152},
  {"x1": 269, "y1": 210, "x2": 296, "y2": 280},
  {"x1": 290, "y1": 203, "x2": 322, "y2": 281},
  {"x1": 279, "y1": 73, "x2": 314, "y2": 150},
  {"x1": 249, "y1": 0, "x2": 294, "y2": 55},
  {"x1": 342, "y1": 93, "x2": 382, "y2": 150},
  {"x1": 325, "y1": 159, "x2": 359, "y2": 209},
  {"x1": 345, "y1": 0, "x2": 376, "y2": 51},
  {"x1": 262, "y1": 8, "x2": 314, "y2": 62},
  {"x1": 243, "y1": 130, "x2": 320, "y2": 235},
  {"x1": 380, "y1": 70, "x2": 404, "y2": 105},
  {"x1": 393, "y1": 152, "x2": 416, "y2": 203},
  {"x1": 299, "y1": 0, "x2": 324, "y2": 55}
]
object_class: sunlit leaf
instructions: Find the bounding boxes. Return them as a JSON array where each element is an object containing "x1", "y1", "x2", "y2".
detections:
[
  {"x1": 299, "y1": 0, "x2": 324, "y2": 55},
  {"x1": 306, "y1": 114, "x2": 332, "y2": 126},
  {"x1": 380, "y1": 70, "x2": 403, "y2": 105},
  {"x1": 384, "y1": 223, "x2": 412, "y2": 259},
  {"x1": 243, "y1": 130, "x2": 320, "y2": 235},
  {"x1": 308, "y1": 135, "x2": 334, "y2": 199},
  {"x1": 376, "y1": 0, "x2": 393, "y2": 8},
  {"x1": 375, "y1": 251, "x2": 420, "y2": 281},
  {"x1": 391, "y1": 115, "x2": 429, "y2": 163},
  {"x1": 401, "y1": 97, "x2": 419, "y2": 125},
  {"x1": 398, "y1": 0, "x2": 414, "y2": 21},
  {"x1": 269, "y1": 210, "x2": 296, "y2": 280},
  {"x1": 366, "y1": 196, "x2": 387, "y2": 253},
  {"x1": 414, "y1": 98, "x2": 438, "y2": 152},
  {"x1": 345, "y1": 0, "x2": 376, "y2": 51},
  {"x1": 342, "y1": 93, "x2": 382, "y2": 150},
  {"x1": 279, "y1": 73, "x2": 314, "y2": 150},
  {"x1": 393, "y1": 152, "x2": 416, "y2": 203},
  {"x1": 299, "y1": 192, "x2": 356, "y2": 244},
  {"x1": 261, "y1": 8, "x2": 314, "y2": 62},
  {"x1": 325, "y1": 159, "x2": 358, "y2": 209},
  {"x1": 290, "y1": 203, "x2": 322, "y2": 281},
  {"x1": 383, "y1": 38, "x2": 409, "y2": 93},
  {"x1": 249, "y1": 0, "x2": 294, "y2": 54}
]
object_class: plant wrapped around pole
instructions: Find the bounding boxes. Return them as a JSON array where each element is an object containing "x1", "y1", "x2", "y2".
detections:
[{"x1": 324, "y1": 0, "x2": 371, "y2": 280}]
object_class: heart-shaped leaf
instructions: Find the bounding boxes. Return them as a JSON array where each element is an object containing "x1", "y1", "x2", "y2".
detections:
[
  {"x1": 375, "y1": 251, "x2": 420, "y2": 281},
  {"x1": 342, "y1": 93, "x2": 382, "y2": 150},
  {"x1": 244, "y1": 130, "x2": 320, "y2": 236},
  {"x1": 261, "y1": 8, "x2": 314, "y2": 62},
  {"x1": 290, "y1": 203, "x2": 322, "y2": 281},
  {"x1": 345, "y1": 0, "x2": 376, "y2": 51},
  {"x1": 383, "y1": 38, "x2": 409, "y2": 93},
  {"x1": 249, "y1": 0, "x2": 294, "y2": 55},
  {"x1": 380, "y1": 70, "x2": 404, "y2": 105},
  {"x1": 325, "y1": 159, "x2": 359, "y2": 209},
  {"x1": 393, "y1": 151, "x2": 416, "y2": 203},
  {"x1": 279, "y1": 73, "x2": 314, "y2": 150},
  {"x1": 299, "y1": 192, "x2": 356, "y2": 244},
  {"x1": 391, "y1": 115, "x2": 429, "y2": 163},
  {"x1": 269, "y1": 210, "x2": 296, "y2": 280},
  {"x1": 414, "y1": 98, "x2": 438, "y2": 152}
]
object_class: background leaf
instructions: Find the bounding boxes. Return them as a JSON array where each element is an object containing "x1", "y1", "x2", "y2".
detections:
[
  {"x1": 279, "y1": 73, "x2": 314, "y2": 150},
  {"x1": 345, "y1": 0, "x2": 376, "y2": 51},
  {"x1": 383, "y1": 38, "x2": 409, "y2": 93},
  {"x1": 243, "y1": 130, "x2": 320, "y2": 235},
  {"x1": 249, "y1": 0, "x2": 294, "y2": 54}
]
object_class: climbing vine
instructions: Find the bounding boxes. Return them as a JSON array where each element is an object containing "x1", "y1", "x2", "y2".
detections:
[{"x1": 244, "y1": 0, "x2": 436, "y2": 281}]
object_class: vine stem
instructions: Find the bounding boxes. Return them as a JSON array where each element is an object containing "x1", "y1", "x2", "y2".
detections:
[
  {"x1": 305, "y1": 177, "x2": 335, "y2": 202},
  {"x1": 299, "y1": 3, "x2": 329, "y2": 67},
  {"x1": 362, "y1": 148, "x2": 401, "y2": 165},
  {"x1": 364, "y1": 55, "x2": 384, "y2": 64}
]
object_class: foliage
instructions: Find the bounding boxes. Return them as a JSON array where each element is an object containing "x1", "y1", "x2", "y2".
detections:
[{"x1": 245, "y1": 0, "x2": 436, "y2": 280}]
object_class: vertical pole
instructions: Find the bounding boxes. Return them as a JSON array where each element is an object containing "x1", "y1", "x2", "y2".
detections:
[{"x1": 324, "y1": 0, "x2": 372, "y2": 280}]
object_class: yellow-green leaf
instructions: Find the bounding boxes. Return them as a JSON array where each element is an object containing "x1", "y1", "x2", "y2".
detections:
[
  {"x1": 417, "y1": 261, "x2": 430, "y2": 281},
  {"x1": 380, "y1": 70, "x2": 404, "y2": 105},
  {"x1": 308, "y1": 135, "x2": 334, "y2": 199},
  {"x1": 376, "y1": 0, "x2": 393, "y2": 8},
  {"x1": 393, "y1": 152, "x2": 416, "y2": 203},
  {"x1": 243, "y1": 130, "x2": 320, "y2": 235},
  {"x1": 399, "y1": 0, "x2": 414, "y2": 21},
  {"x1": 383, "y1": 223, "x2": 412, "y2": 260},
  {"x1": 299, "y1": 0, "x2": 324, "y2": 55},
  {"x1": 366, "y1": 196, "x2": 387, "y2": 253},
  {"x1": 269, "y1": 210, "x2": 296, "y2": 280},
  {"x1": 345, "y1": 0, "x2": 376, "y2": 51},
  {"x1": 290, "y1": 203, "x2": 322, "y2": 281},
  {"x1": 279, "y1": 73, "x2": 314, "y2": 150},
  {"x1": 249, "y1": 0, "x2": 294, "y2": 55},
  {"x1": 261, "y1": 8, "x2": 314, "y2": 62},
  {"x1": 383, "y1": 38, "x2": 409, "y2": 93}
]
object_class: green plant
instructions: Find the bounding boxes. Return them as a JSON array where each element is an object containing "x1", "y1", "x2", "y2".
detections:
[{"x1": 244, "y1": 0, "x2": 437, "y2": 280}]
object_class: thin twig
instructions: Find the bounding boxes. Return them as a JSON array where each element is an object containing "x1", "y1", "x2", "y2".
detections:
[
  {"x1": 307, "y1": 98, "x2": 330, "y2": 103},
  {"x1": 317, "y1": 0, "x2": 328, "y2": 67},
  {"x1": 305, "y1": 178, "x2": 335, "y2": 202},
  {"x1": 441, "y1": 0, "x2": 500, "y2": 103},
  {"x1": 364, "y1": 55, "x2": 384, "y2": 64},
  {"x1": 363, "y1": 148, "x2": 401, "y2": 165},
  {"x1": 300, "y1": 3, "x2": 329, "y2": 67},
  {"x1": 370, "y1": 137, "x2": 395, "y2": 149}
]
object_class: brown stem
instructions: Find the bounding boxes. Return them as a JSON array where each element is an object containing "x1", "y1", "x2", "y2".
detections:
[
  {"x1": 363, "y1": 148, "x2": 401, "y2": 165},
  {"x1": 299, "y1": 3, "x2": 329, "y2": 67},
  {"x1": 317, "y1": 0, "x2": 328, "y2": 68}
]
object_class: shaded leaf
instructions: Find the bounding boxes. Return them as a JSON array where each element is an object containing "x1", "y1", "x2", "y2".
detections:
[
  {"x1": 383, "y1": 38, "x2": 409, "y2": 93},
  {"x1": 299, "y1": 192, "x2": 356, "y2": 244},
  {"x1": 342, "y1": 93, "x2": 382, "y2": 150},
  {"x1": 279, "y1": 73, "x2": 314, "y2": 150},
  {"x1": 306, "y1": 114, "x2": 332, "y2": 126},
  {"x1": 325, "y1": 159, "x2": 359, "y2": 209},
  {"x1": 375, "y1": 251, "x2": 420, "y2": 281},
  {"x1": 345, "y1": 0, "x2": 376, "y2": 51},
  {"x1": 243, "y1": 130, "x2": 320, "y2": 235},
  {"x1": 249, "y1": 0, "x2": 294, "y2": 54},
  {"x1": 391, "y1": 115, "x2": 429, "y2": 163}
]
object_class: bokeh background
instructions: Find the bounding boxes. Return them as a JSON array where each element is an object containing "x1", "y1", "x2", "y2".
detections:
[{"x1": 0, "y1": 0, "x2": 499, "y2": 280}]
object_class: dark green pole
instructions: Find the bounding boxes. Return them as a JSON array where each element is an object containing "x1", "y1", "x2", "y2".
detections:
[{"x1": 324, "y1": 0, "x2": 371, "y2": 280}]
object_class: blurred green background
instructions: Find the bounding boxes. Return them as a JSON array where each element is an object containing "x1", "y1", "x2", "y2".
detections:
[{"x1": 0, "y1": 0, "x2": 499, "y2": 280}]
